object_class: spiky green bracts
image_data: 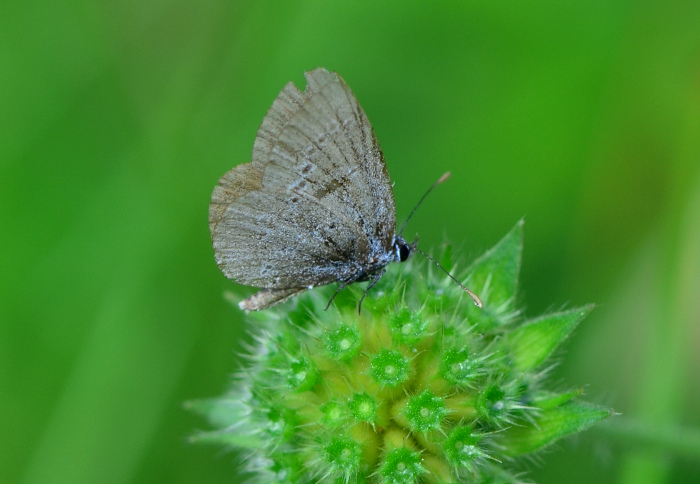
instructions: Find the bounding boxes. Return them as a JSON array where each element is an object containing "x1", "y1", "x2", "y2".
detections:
[{"x1": 189, "y1": 221, "x2": 612, "y2": 483}]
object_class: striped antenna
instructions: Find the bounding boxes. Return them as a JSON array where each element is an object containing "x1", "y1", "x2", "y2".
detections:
[{"x1": 398, "y1": 172, "x2": 451, "y2": 236}]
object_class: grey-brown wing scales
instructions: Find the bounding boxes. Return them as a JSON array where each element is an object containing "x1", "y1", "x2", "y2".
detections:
[
  {"x1": 212, "y1": 174, "x2": 366, "y2": 288},
  {"x1": 209, "y1": 68, "x2": 396, "y2": 291}
]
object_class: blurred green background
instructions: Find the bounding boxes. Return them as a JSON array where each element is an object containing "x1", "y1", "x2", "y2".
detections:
[{"x1": 2, "y1": 1, "x2": 699, "y2": 483}]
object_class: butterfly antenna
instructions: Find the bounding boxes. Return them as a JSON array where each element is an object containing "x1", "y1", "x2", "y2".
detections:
[
  {"x1": 398, "y1": 172, "x2": 451, "y2": 236},
  {"x1": 413, "y1": 246, "x2": 483, "y2": 308}
]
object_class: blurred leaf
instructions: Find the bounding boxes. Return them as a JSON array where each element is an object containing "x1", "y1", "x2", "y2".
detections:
[
  {"x1": 465, "y1": 220, "x2": 523, "y2": 309},
  {"x1": 530, "y1": 388, "x2": 583, "y2": 410},
  {"x1": 501, "y1": 400, "x2": 614, "y2": 456},
  {"x1": 185, "y1": 397, "x2": 249, "y2": 429},
  {"x1": 189, "y1": 430, "x2": 261, "y2": 449},
  {"x1": 507, "y1": 305, "x2": 594, "y2": 372}
]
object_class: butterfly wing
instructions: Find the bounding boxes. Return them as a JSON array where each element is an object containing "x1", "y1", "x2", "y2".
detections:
[{"x1": 210, "y1": 68, "x2": 396, "y2": 298}]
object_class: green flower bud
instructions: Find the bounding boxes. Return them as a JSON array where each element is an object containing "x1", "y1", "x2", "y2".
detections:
[{"x1": 369, "y1": 349, "x2": 410, "y2": 388}]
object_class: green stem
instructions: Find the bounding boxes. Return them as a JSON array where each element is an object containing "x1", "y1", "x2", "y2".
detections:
[{"x1": 599, "y1": 418, "x2": 700, "y2": 459}]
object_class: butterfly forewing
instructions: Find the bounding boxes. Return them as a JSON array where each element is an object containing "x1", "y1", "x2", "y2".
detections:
[
  {"x1": 263, "y1": 69, "x2": 395, "y2": 249},
  {"x1": 210, "y1": 68, "x2": 396, "y2": 297}
]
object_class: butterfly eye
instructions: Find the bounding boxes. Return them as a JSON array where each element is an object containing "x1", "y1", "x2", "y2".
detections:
[{"x1": 398, "y1": 243, "x2": 411, "y2": 262}]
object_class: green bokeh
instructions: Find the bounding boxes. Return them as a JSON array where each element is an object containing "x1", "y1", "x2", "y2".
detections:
[{"x1": 2, "y1": 1, "x2": 699, "y2": 483}]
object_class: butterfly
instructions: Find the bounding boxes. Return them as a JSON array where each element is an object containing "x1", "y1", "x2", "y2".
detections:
[{"x1": 209, "y1": 68, "x2": 481, "y2": 312}]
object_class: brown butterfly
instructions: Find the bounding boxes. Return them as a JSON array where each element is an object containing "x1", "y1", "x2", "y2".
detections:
[{"x1": 209, "y1": 68, "x2": 481, "y2": 312}]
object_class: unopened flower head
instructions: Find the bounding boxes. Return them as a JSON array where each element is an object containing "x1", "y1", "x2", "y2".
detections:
[{"x1": 189, "y1": 222, "x2": 612, "y2": 483}]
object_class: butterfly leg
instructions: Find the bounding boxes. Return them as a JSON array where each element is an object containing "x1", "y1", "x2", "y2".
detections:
[
  {"x1": 324, "y1": 280, "x2": 354, "y2": 311},
  {"x1": 357, "y1": 269, "x2": 387, "y2": 314}
]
